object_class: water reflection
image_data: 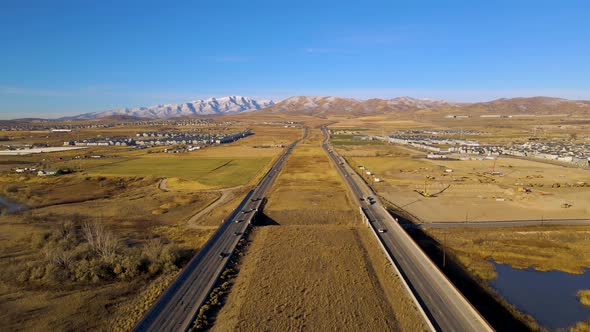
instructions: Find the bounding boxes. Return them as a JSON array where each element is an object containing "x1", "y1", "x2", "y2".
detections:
[
  {"x1": 0, "y1": 196, "x2": 24, "y2": 215},
  {"x1": 490, "y1": 261, "x2": 590, "y2": 330}
]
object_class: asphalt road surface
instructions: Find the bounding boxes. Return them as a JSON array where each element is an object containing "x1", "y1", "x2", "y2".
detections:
[
  {"x1": 321, "y1": 127, "x2": 493, "y2": 332},
  {"x1": 133, "y1": 137, "x2": 301, "y2": 332}
]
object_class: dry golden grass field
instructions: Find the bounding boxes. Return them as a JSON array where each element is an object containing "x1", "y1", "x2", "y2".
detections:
[
  {"x1": 2, "y1": 114, "x2": 587, "y2": 330},
  {"x1": 213, "y1": 226, "x2": 426, "y2": 332},
  {"x1": 427, "y1": 226, "x2": 590, "y2": 280},
  {"x1": 263, "y1": 130, "x2": 356, "y2": 225},
  {"x1": 336, "y1": 143, "x2": 590, "y2": 222},
  {"x1": 0, "y1": 124, "x2": 299, "y2": 331},
  {"x1": 0, "y1": 176, "x2": 221, "y2": 331},
  {"x1": 213, "y1": 128, "x2": 426, "y2": 331},
  {"x1": 425, "y1": 226, "x2": 590, "y2": 331}
]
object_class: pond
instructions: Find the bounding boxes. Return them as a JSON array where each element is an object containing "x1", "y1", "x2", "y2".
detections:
[
  {"x1": 0, "y1": 195, "x2": 25, "y2": 215},
  {"x1": 490, "y1": 261, "x2": 590, "y2": 330}
]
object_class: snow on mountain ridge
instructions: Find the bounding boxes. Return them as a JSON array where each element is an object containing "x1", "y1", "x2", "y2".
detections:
[{"x1": 67, "y1": 96, "x2": 275, "y2": 119}]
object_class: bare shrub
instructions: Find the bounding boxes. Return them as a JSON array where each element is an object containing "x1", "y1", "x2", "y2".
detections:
[
  {"x1": 31, "y1": 232, "x2": 50, "y2": 248},
  {"x1": 82, "y1": 222, "x2": 119, "y2": 258},
  {"x1": 143, "y1": 238, "x2": 164, "y2": 263},
  {"x1": 57, "y1": 251, "x2": 75, "y2": 270},
  {"x1": 55, "y1": 221, "x2": 74, "y2": 240},
  {"x1": 6, "y1": 184, "x2": 18, "y2": 193}
]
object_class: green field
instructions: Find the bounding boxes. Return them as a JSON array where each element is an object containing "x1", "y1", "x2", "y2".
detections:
[{"x1": 87, "y1": 156, "x2": 271, "y2": 187}]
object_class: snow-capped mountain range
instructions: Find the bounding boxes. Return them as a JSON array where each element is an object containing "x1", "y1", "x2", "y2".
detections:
[
  {"x1": 60, "y1": 95, "x2": 589, "y2": 120},
  {"x1": 66, "y1": 96, "x2": 274, "y2": 119}
]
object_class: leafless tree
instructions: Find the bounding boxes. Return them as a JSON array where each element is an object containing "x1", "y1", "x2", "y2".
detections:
[{"x1": 82, "y1": 222, "x2": 119, "y2": 258}]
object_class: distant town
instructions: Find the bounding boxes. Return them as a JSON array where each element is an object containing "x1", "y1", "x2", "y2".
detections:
[
  {"x1": 63, "y1": 130, "x2": 253, "y2": 148},
  {"x1": 0, "y1": 118, "x2": 233, "y2": 131},
  {"x1": 348, "y1": 131, "x2": 590, "y2": 168}
]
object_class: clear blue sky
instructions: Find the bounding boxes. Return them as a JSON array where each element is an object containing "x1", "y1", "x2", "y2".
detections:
[{"x1": 1, "y1": 0, "x2": 589, "y2": 118}]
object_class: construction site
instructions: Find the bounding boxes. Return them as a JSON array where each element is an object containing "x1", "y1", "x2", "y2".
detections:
[{"x1": 338, "y1": 143, "x2": 590, "y2": 223}]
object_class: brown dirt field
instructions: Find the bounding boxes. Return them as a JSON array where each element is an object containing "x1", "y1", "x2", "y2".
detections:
[
  {"x1": 340, "y1": 145, "x2": 590, "y2": 222},
  {"x1": 212, "y1": 226, "x2": 425, "y2": 332}
]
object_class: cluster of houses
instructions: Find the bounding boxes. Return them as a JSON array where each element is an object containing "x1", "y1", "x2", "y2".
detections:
[
  {"x1": 378, "y1": 134, "x2": 589, "y2": 168},
  {"x1": 63, "y1": 137, "x2": 136, "y2": 147},
  {"x1": 14, "y1": 167, "x2": 38, "y2": 174},
  {"x1": 385, "y1": 135, "x2": 481, "y2": 152},
  {"x1": 400, "y1": 129, "x2": 490, "y2": 136},
  {"x1": 63, "y1": 130, "x2": 253, "y2": 148},
  {"x1": 1, "y1": 118, "x2": 231, "y2": 132},
  {"x1": 134, "y1": 130, "x2": 252, "y2": 146},
  {"x1": 443, "y1": 114, "x2": 568, "y2": 120},
  {"x1": 503, "y1": 141, "x2": 590, "y2": 167},
  {"x1": 1, "y1": 122, "x2": 115, "y2": 131},
  {"x1": 261, "y1": 121, "x2": 303, "y2": 127},
  {"x1": 14, "y1": 167, "x2": 70, "y2": 177}
]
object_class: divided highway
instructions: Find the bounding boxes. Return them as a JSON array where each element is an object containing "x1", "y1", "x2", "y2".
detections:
[
  {"x1": 321, "y1": 127, "x2": 494, "y2": 332},
  {"x1": 133, "y1": 134, "x2": 302, "y2": 332}
]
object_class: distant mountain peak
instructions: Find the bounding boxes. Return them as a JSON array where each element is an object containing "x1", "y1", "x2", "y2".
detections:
[
  {"x1": 64, "y1": 96, "x2": 274, "y2": 119},
  {"x1": 261, "y1": 95, "x2": 452, "y2": 115}
]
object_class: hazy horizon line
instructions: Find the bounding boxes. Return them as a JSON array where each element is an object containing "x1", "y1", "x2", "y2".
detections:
[{"x1": 2, "y1": 89, "x2": 590, "y2": 120}]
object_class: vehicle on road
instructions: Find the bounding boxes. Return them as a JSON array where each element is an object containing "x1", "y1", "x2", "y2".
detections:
[
  {"x1": 219, "y1": 252, "x2": 228, "y2": 258},
  {"x1": 378, "y1": 228, "x2": 387, "y2": 233},
  {"x1": 235, "y1": 219, "x2": 243, "y2": 223}
]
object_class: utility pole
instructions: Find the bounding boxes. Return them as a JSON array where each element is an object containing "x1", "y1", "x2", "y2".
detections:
[{"x1": 442, "y1": 231, "x2": 448, "y2": 268}]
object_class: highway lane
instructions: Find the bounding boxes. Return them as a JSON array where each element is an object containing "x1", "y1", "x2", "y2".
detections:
[
  {"x1": 321, "y1": 127, "x2": 493, "y2": 332},
  {"x1": 133, "y1": 136, "x2": 301, "y2": 332}
]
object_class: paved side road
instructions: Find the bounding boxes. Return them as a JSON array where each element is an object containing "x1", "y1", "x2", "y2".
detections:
[
  {"x1": 321, "y1": 127, "x2": 493, "y2": 332},
  {"x1": 133, "y1": 139, "x2": 300, "y2": 332}
]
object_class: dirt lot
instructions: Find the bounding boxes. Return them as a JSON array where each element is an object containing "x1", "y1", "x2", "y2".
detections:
[
  {"x1": 213, "y1": 128, "x2": 426, "y2": 331},
  {"x1": 337, "y1": 144, "x2": 590, "y2": 222}
]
